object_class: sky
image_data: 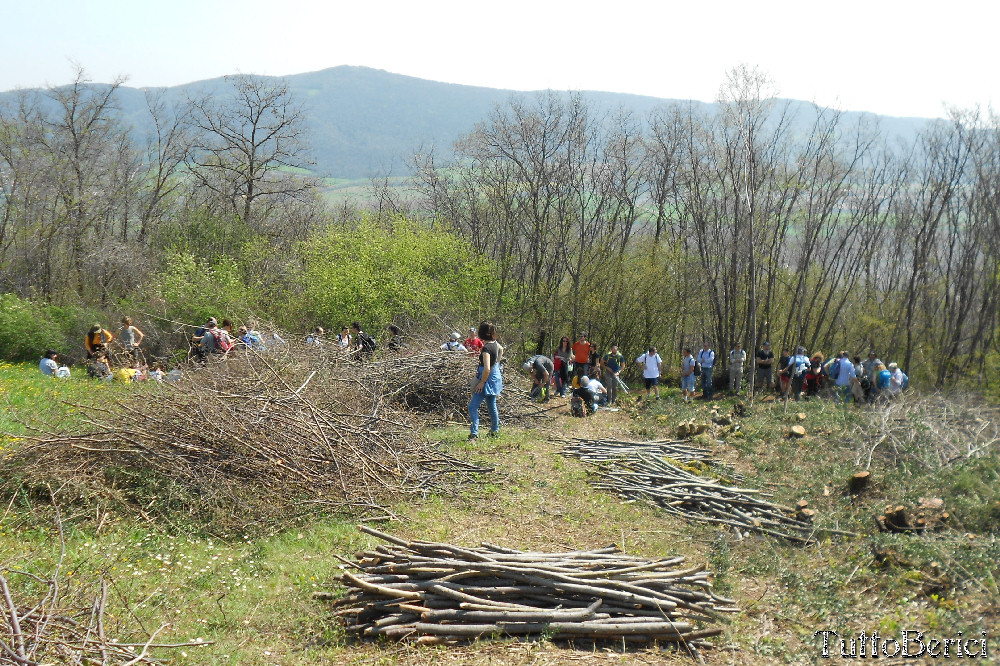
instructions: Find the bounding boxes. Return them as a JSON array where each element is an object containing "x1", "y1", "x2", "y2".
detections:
[{"x1": 1, "y1": 0, "x2": 995, "y2": 119}]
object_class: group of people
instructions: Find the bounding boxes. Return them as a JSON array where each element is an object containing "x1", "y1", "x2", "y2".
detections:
[
  {"x1": 303, "y1": 322, "x2": 395, "y2": 357},
  {"x1": 689, "y1": 342, "x2": 908, "y2": 403}
]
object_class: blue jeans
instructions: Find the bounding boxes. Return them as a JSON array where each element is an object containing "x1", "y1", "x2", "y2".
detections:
[
  {"x1": 701, "y1": 367, "x2": 714, "y2": 398},
  {"x1": 469, "y1": 391, "x2": 499, "y2": 436}
]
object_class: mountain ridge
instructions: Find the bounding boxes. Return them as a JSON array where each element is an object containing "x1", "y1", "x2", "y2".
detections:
[{"x1": 0, "y1": 66, "x2": 931, "y2": 179}]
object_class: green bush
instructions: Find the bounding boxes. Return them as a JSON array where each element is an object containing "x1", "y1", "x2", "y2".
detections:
[
  {"x1": 147, "y1": 251, "x2": 263, "y2": 326},
  {"x1": 297, "y1": 214, "x2": 490, "y2": 331},
  {"x1": 0, "y1": 294, "x2": 102, "y2": 361}
]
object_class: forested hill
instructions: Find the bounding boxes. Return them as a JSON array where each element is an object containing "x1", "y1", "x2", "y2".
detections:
[{"x1": 0, "y1": 65, "x2": 932, "y2": 179}]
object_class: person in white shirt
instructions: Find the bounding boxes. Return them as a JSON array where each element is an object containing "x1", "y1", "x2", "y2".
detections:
[
  {"x1": 888, "y1": 362, "x2": 905, "y2": 396},
  {"x1": 636, "y1": 346, "x2": 663, "y2": 399},
  {"x1": 728, "y1": 343, "x2": 747, "y2": 395}
]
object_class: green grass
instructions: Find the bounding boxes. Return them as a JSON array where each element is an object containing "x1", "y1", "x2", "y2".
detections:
[{"x1": 1, "y1": 367, "x2": 997, "y2": 664}]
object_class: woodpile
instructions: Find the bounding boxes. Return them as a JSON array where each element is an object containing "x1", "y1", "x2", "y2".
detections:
[
  {"x1": 561, "y1": 437, "x2": 716, "y2": 466},
  {"x1": 366, "y1": 351, "x2": 547, "y2": 426},
  {"x1": 675, "y1": 419, "x2": 710, "y2": 439},
  {"x1": 330, "y1": 526, "x2": 736, "y2": 648},
  {"x1": 562, "y1": 439, "x2": 855, "y2": 544},
  {"x1": 3, "y1": 345, "x2": 491, "y2": 530}
]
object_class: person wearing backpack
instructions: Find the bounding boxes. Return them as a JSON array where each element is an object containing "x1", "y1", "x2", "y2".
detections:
[
  {"x1": 785, "y1": 347, "x2": 811, "y2": 401},
  {"x1": 680, "y1": 348, "x2": 697, "y2": 403},
  {"x1": 351, "y1": 322, "x2": 377, "y2": 359},
  {"x1": 697, "y1": 342, "x2": 716, "y2": 400},
  {"x1": 198, "y1": 318, "x2": 233, "y2": 356}
]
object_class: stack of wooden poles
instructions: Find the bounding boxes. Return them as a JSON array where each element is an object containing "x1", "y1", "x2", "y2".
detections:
[{"x1": 332, "y1": 526, "x2": 736, "y2": 648}]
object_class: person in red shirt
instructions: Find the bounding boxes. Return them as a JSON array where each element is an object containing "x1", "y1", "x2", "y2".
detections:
[
  {"x1": 572, "y1": 333, "x2": 592, "y2": 379},
  {"x1": 464, "y1": 326, "x2": 484, "y2": 353}
]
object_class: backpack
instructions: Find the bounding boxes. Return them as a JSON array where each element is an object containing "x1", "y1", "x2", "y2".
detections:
[
  {"x1": 210, "y1": 329, "x2": 233, "y2": 353},
  {"x1": 358, "y1": 332, "x2": 377, "y2": 353},
  {"x1": 901, "y1": 372, "x2": 909, "y2": 390},
  {"x1": 570, "y1": 395, "x2": 586, "y2": 418},
  {"x1": 829, "y1": 359, "x2": 841, "y2": 379}
]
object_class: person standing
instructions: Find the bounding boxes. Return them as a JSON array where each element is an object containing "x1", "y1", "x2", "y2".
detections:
[
  {"x1": 351, "y1": 322, "x2": 377, "y2": 359},
  {"x1": 119, "y1": 317, "x2": 145, "y2": 360},
  {"x1": 602, "y1": 344, "x2": 625, "y2": 405},
  {"x1": 698, "y1": 342, "x2": 716, "y2": 400},
  {"x1": 785, "y1": 347, "x2": 811, "y2": 401},
  {"x1": 572, "y1": 333, "x2": 592, "y2": 379},
  {"x1": 336, "y1": 326, "x2": 352, "y2": 349},
  {"x1": 728, "y1": 342, "x2": 746, "y2": 395},
  {"x1": 777, "y1": 347, "x2": 791, "y2": 397},
  {"x1": 832, "y1": 350, "x2": 857, "y2": 403},
  {"x1": 680, "y1": 348, "x2": 697, "y2": 403},
  {"x1": 861, "y1": 350, "x2": 882, "y2": 403},
  {"x1": 554, "y1": 336, "x2": 573, "y2": 396},
  {"x1": 888, "y1": 362, "x2": 905, "y2": 397},
  {"x1": 469, "y1": 321, "x2": 504, "y2": 439},
  {"x1": 755, "y1": 342, "x2": 774, "y2": 392},
  {"x1": 636, "y1": 346, "x2": 662, "y2": 399}
]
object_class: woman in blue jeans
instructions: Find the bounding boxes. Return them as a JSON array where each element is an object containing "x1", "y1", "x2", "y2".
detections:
[{"x1": 468, "y1": 321, "x2": 503, "y2": 439}]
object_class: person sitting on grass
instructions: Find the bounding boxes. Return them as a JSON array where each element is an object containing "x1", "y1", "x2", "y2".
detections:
[
  {"x1": 39, "y1": 350, "x2": 70, "y2": 377},
  {"x1": 88, "y1": 353, "x2": 113, "y2": 381}
]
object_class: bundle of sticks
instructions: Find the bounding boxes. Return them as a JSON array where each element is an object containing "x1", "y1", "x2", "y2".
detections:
[
  {"x1": 331, "y1": 526, "x2": 736, "y2": 648},
  {"x1": 562, "y1": 440, "x2": 854, "y2": 544},
  {"x1": 561, "y1": 437, "x2": 716, "y2": 466}
]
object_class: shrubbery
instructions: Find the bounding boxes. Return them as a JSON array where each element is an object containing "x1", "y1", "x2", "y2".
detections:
[
  {"x1": 298, "y1": 214, "x2": 490, "y2": 331},
  {"x1": 0, "y1": 294, "x2": 103, "y2": 361}
]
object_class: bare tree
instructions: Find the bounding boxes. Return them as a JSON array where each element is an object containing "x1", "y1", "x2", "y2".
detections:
[{"x1": 186, "y1": 74, "x2": 316, "y2": 229}]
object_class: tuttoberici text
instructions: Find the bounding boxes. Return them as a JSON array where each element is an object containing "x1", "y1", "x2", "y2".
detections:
[{"x1": 813, "y1": 629, "x2": 989, "y2": 659}]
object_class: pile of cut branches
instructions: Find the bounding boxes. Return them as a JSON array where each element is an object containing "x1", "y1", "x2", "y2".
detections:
[
  {"x1": 562, "y1": 439, "x2": 853, "y2": 544},
  {"x1": 855, "y1": 391, "x2": 1000, "y2": 472},
  {"x1": 330, "y1": 526, "x2": 735, "y2": 649},
  {"x1": 2, "y1": 346, "x2": 490, "y2": 530},
  {"x1": 364, "y1": 351, "x2": 547, "y2": 426}
]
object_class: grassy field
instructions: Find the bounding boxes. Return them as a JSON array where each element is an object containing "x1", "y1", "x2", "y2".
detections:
[{"x1": 1, "y1": 362, "x2": 997, "y2": 664}]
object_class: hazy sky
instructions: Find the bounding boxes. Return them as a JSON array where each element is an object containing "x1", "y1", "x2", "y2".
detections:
[{"x1": 2, "y1": 0, "x2": 994, "y2": 119}]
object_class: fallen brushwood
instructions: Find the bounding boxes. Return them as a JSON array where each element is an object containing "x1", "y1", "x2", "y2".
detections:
[
  {"x1": 562, "y1": 441, "x2": 855, "y2": 544},
  {"x1": 2, "y1": 345, "x2": 492, "y2": 531},
  {"x1": 329, "y1": 526, "x2": 735, "y2": 649},
  {"x1": 363, "y1": 351, "x2": 547, "y2": 426}
]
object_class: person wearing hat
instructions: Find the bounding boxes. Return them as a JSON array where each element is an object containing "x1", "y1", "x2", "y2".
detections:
[
  {"x1": 441, "y1": 331, "x2": 468, "y2": 352},
  {"x1": 755, "y1": 341, "x2": 774, "y2": 391},
  {"x1": 463, "y1": 327, "x2": 483, "y2": 354},
  {"x1": 572, "y1": 375, "x2": 600, "y2": 414},
  {"x1": 84, "y1": 323, "x2": 114, "y2": 359}
]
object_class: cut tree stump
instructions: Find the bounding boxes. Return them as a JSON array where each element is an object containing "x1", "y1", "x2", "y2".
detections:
[
  {"x1": 788, "y1": 425, "x2": 806, "y2": 438},
  {"x1": 848, "y1": 470, "x2": 871, "y2": 495}
]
